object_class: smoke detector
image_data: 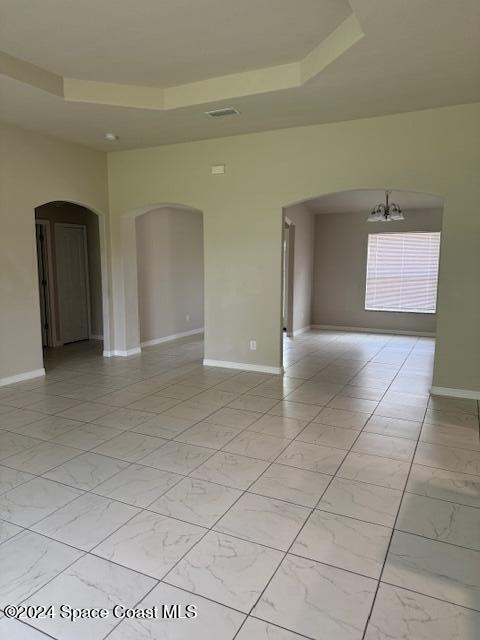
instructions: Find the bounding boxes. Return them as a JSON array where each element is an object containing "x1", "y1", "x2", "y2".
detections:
[{"x1": 205, "y1": 107, "x2": 240, "y2": 118}]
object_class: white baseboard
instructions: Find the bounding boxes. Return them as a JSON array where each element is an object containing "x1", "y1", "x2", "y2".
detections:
[
  {"x1": 203, "y1": 359, "x2": 283, "y2": 375},
  {"x1": 0, "y1": 368, "x2": 45, "y2": 387},
  {"x1": 311, "y1": 324, "x2": 435, "y2": 338},
  {"x1": 104, "y1": 328, "x2": 204, "y2": 357},
  {"x1": 430, "y1": 386, "x2": 480, "y2": 401},
  {"x1": 141, "y1": 328, "x2": 204, "y2": 348},
  {"x1": 293, "y1": 325, "x2": 311, "y2": 337},
  {"x1": 89, "y1": 334, "x2": 103, "y2": 341},
  {"x1": 103, "y1": 347, "x2": 142, "y2": 358}
]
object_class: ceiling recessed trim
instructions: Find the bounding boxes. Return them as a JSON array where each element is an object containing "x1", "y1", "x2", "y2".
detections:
[
  {"x1": 0, "y1": 50, "x2": 63, "y2": 96},
  {"x1": 0, "y1": 14, "x2": 364, "y2": 113}
]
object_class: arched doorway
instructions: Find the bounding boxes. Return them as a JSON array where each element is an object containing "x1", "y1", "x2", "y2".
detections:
[
  {"x1": 281, "y1": 188, "x2": 444, "y2": 368},
  {"x1": 34, "y1": 201, "x2": 110, "y2": 363},
  {"x1": 136, "y1": 204, "x2": 204, "y2": 348},
  {"x1": 114, "y1": 203, "x2": 204, "y2": 357}
]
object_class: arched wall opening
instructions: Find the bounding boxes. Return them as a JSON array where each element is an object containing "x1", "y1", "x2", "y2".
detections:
[
  {"x1": 136, "y1": 205, "x2": 204, "y2": 347},
  {"x1": 114, "y1": 203, "x2": 204, "y2": 357},
  {"x1": 280, "y1": 188, "x2": 444, "y2": 369},
  {"x1": 34, "y1": 200, "x2": 111, "y2": 362}
]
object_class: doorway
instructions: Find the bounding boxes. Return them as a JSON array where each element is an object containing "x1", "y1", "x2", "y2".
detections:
[
  {"x1": 280, "y1": 189, "x2": 444, "y2": 369},
  {"x1": 34, "y1": 201, "x2": 103, "y2": 350},
  {"x1": 135, "y1": 205, "x2": 204, "y2": 348}
]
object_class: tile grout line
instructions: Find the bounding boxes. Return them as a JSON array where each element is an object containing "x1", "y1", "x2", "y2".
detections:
[
  {"x1": 230, "y1": 336, "x2": 409, "y2": 639},
  {"x1": 3, "y1": 333, "x2": 473, "y2": 639},
  {"x1": 0, "y1": 358, "x2": 307, "y2": 634},
  {"x1": 0, "y1": 341, "x2": 413, "y2": 548},
  {"x1": 0, "y1": 378, "x2": 285, "y2": 505},
  {"x1": 360, "y1": 337, "x2": 430, "y2": 639}
]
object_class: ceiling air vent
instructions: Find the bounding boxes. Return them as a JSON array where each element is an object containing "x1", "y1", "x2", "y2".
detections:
[{"x1": 205, "y1": 107, "x2": 240, "y2": 118}]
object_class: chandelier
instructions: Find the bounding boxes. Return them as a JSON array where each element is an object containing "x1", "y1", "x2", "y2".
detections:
[{"x1": 368, "y1": 190, "x2": 404, "y2": 222}]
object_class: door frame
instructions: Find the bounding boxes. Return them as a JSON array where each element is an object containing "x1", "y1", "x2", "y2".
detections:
[
  {"x1": 35, "y1": 219, "x2": 58, "y2": 347},
  {"x1": 283, "y1": 217, "x2": 295, "y2": 337},
  {"x1": 54, "y1": 222, "x2": 92, "y2": 343}
]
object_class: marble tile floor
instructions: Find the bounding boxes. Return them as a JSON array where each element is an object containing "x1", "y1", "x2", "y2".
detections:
[{"x1": 0, "y1": 330, "x2": 479, "y2": 639}]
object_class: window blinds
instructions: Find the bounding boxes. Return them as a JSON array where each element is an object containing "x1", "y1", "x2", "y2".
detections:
[{"x1": 365, "y1": 232, "x2": 441, "y2": 313}]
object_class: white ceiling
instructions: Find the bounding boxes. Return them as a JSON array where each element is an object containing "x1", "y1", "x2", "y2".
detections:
[
  {"x1": 0, "y1": 0, "x2": 479, "y2": 150},
  {"x1": 305, "y1": 190, "x2": 444, "y2": 215},
  {"x1": 0, "y1": 0, "x2": 350, "y2": 86}
]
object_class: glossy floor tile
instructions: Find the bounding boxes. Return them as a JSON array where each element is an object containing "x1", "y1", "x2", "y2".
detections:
[
  {"x1": 166, "y1": 530, "x2": 283, "y2": 612},
  {"x1": 93, "y1": 464, "x2": 181, "y2": 507},
  {"x1": 383, "y1": 531, "x2": 480, "y2": 610},
  {"x1": 149, "y1": 476, "x2": 241, "y2": 526},
  {"x1": 0, "y1": 530, "x2": 82, "y2": 606},
  {"x1": 291, "y1": 509, "x2": 391, "y2": 578},
  {"x1": 25, "y1": 554, "x2": 155, "y2": 639},
  {"x1": 190, "y1": 450, "x2": 269, "y2": 488},
  {"x1": 249, "y1": 462, "x2": 331, "y2": 507},
  {"x1": 32, "y1": 493, "x2": 138, "y2": 550},
  {"x1": 337, "y1": 451, "x2": 411, "y2": 489},
  {"x1": 109, "y1": 581, "x2": 245, "y2": 639},
  {"x1": 0, "y1": 477, "x2": 82, "y2": 526},
  {"x1": 94, "y1": 510, "x2": 205, "y2": 578},
  {"x1": 364, "y1": 583, "x2": 480, "y2": 640},
  {"x1": 43, "y1": 451, "x2": 128, "y2": 490},
  {"x1": 215, "y1": 492, "x2": 309, "y2": 550},
  {"x1": 0, "y1": 330, "x2": 478, "y2": 639},
  {"x1": 317, "y1": 477, "x2": 402, "y2": 526},
  {"x1": 254, "y1": 554, "x2": 377, "y2": 640}
]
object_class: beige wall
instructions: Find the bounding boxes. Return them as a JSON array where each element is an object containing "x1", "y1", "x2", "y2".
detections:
[
  {"x1": 136, "y1": 207, "x2": 204, "y2": 343},
  {"x1": 35, "y1": 202, "x2": 104, "y2": 341},
  {"x1": 1, "y1": 102, "x2": 479, "y2": 395},
  {"x1": 0, "y1": 122, "x2": 108, "y2": 382},
  {"x1": 107, "y1": 103, "x2": 480, "y2": 392},
  {"x1": 284, "y1": 203, "x2": 315, "y2": 334},
  {"x1": 312, "y1": 208, "x2": 443, "y2": 334}
]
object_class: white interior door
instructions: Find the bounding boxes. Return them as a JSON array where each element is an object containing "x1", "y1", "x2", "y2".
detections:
[{"x1": 55, "y1": 224, "x2": 90, "y2": 343}]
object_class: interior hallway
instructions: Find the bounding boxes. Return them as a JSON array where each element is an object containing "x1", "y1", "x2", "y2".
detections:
[{"x1": 0, "y1": 330, "x2": 479, "y2": 639}]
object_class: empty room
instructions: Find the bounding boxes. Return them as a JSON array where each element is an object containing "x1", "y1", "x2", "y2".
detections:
[{"x1": 0, "y1": 2, "x2": 479, "y2": 639}]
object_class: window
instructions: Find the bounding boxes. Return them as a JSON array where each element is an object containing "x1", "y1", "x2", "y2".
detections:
[{"x1": 365, "y1": 232, "x2": 441, "y2": 313}]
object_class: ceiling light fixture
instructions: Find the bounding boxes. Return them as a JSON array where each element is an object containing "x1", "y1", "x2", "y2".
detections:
[
  {"x1": 368, "y1": 190, "x2": 404, "y2": 222},
  {"x1": 104, "y1": 132, "x2": 119, "y2": 141}
]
